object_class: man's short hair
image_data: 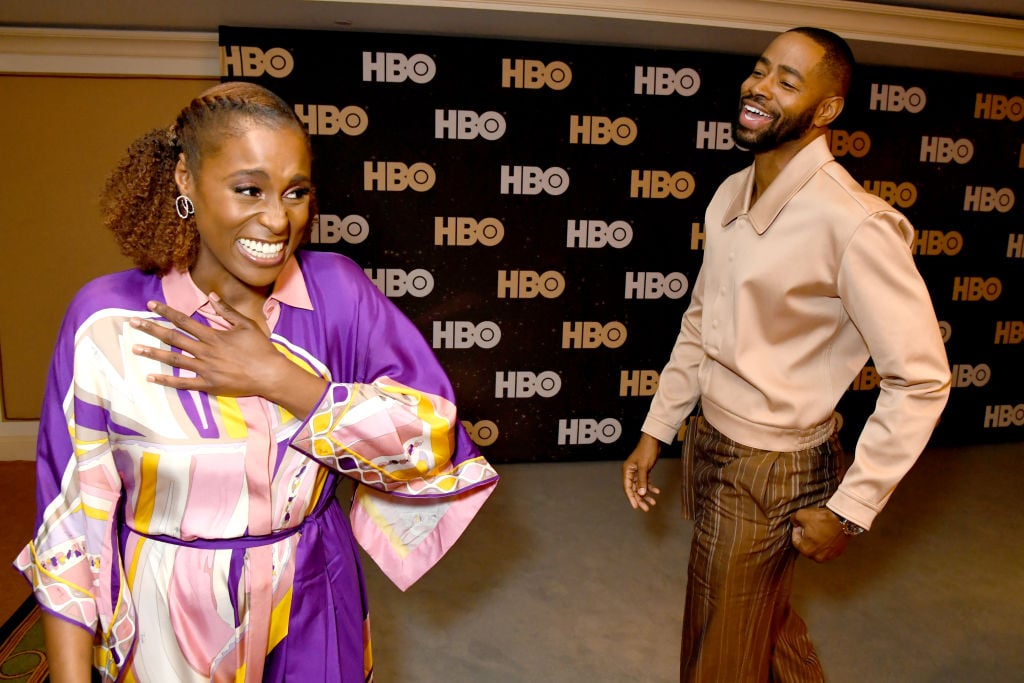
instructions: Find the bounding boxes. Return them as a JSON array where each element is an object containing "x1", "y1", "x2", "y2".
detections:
[{"x1": 786, "y1": 27, "x2": 855, "y2": 97}]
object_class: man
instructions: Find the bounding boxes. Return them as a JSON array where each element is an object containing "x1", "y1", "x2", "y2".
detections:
[{"x1": 622, "y1": 27, "x2": 951, "y2": 682}]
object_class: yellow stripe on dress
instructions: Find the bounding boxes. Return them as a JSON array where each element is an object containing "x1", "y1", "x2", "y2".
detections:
[
  {"x1": 72, "y1": 419, "x2": 109, "y2": 460},
  {"x1": 271, "y1": 341, "x2": 322, "y2": 377},
  {"x1": 305, "y1": 466, "x2": 330, "y2": 517},
  {"x1": 125, "y1": 534, "x2": 147, "y2": 590},
  {"x1": 81, "y1": 503, "x2": 110, "y2": 521},
  {"x1": 364, "y1": 617, "x2": 373, "y2": 678},
  {"x1": 268, "y1": 587, "x2": 293, "y2": 651},
  {"x1": 420, "y1": 395, "x2": 454, "y2": 484},
  {"x1": 217, "y1": 395, "x2": 248, "y2": 439},
  {"x1": 94, "y1": 641, "x2": 122, "y2": 680},
  {"x1": 73, "y1": 436, "x2": 109, "y2": 457},
  {"x1": 134, "y1": 451, "x2": 160, "y2": 534}
]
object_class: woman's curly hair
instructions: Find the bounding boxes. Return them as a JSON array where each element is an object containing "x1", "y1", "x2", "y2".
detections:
[{"x1": 100, "y1": 82, "x2": 314, "y2": 275}]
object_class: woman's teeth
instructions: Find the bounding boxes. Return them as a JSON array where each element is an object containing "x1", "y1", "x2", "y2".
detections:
[{"x1": 237, "y1": 238, "x2": 284, "y2": 258}]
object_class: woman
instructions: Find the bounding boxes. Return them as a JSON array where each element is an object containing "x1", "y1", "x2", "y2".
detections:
[{"x1": 16, "y1": 82, "x2": 497, "y2": 682}]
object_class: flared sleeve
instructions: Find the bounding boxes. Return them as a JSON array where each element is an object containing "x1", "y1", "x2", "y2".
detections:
[
  {"x1": 288, "y1": 252, "x2": 498, "y2": 590},
  {"x1": 291, "y1": 377, "x2": 497, "y2": 590},
  {"x1": 14, "y1": 290, "x2": 138, "y2": 678}
]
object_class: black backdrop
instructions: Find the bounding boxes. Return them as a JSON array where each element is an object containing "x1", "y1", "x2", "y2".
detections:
[{"x1": 219, "y1": 26, "x2": 1023, "y2": 463}]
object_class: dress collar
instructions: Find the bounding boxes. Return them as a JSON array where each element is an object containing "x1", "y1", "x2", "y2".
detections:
[{"x1": 160, "y1": 254, "x2": 313, "y2": 319}]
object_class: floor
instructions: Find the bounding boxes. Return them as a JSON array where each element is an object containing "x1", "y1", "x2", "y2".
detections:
[{"x1": 3, "y1": 441, "x2": 1022, "y2": 682}]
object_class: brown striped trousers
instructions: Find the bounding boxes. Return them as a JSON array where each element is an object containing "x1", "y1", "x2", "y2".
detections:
[{"x1": 680, "y1": 417, "x2": 843, "y2": 682}]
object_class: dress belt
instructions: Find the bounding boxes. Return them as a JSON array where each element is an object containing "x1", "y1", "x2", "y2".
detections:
[{"x1": 125, "y1": 495, "x2": 333, "y2": 550}]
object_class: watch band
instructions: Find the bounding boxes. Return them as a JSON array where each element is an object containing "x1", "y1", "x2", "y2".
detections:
[{"x1": 833, "y1": 512, "x2": 866, "y2": 536}]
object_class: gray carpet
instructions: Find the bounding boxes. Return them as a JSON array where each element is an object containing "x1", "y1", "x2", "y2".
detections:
[{"x1": 360, "y1": 441, "x2": 1024, "y2": 682}]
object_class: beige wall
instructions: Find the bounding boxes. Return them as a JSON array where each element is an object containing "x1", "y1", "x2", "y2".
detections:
[{"x1": 0, "y1": 75, "x2": 217, "y2": 422}]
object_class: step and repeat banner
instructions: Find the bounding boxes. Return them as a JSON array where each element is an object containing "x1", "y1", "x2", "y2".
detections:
[{"x1": 218, "y1": 26, "x2": 1022, "y2": 463}]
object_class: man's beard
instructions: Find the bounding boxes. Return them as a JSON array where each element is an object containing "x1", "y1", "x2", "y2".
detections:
[{"x1": 734, "y1": 102, "x2": 816, "y2": 153}]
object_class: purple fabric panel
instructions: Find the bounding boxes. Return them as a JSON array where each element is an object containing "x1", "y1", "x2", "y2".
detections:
[
  {"x1": 33, "y1": 302, "x2": 79, "y2": 529},
  {"x1": 227, "y1": 547, "x2": 245, "y2": 629},
  {"x1": 177, "y1": 387, "x2": 221, "y2": 440},
  {"x1": 73, "y1": 397, "x2": 109, "y2": 431},
  {"x1": 273, "y1": 437, "x2": 292, "y2": 478},
  {"x1": 292, "y1": 251, "x2": 484, "y2": 470},
  {"x1": 264, "y1": 500, "x2": 369, "y2": 682},
  {"x1": 106, "y1": 420, "x2": 144, "y2": 437}
]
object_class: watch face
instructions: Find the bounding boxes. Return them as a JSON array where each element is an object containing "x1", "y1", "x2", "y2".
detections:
[{"x1": 842, "y1": 521, "x2": 865, "y2": 536}]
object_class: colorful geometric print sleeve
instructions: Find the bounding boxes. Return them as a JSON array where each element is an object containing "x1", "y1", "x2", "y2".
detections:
[
  {"x1": 15, "y1": 304, "x2": 137, "y2": 675},
  {"x1": 291, "y1": 376, "x2": 498, "y2": 590}
]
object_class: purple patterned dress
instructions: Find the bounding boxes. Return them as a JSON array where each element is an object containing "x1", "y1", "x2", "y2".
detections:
[{"x1": 16, "y1": 250, "x2": 497, "y2": 682}]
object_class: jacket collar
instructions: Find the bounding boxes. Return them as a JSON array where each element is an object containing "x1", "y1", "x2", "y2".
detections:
[{"x1": 722, "y1": 135, "x2": 834, "y2": 235}]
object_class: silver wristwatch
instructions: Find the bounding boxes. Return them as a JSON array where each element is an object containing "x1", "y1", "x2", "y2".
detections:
[{"x1": 832, "y1": 511, "x2": 866, "y2": 536}]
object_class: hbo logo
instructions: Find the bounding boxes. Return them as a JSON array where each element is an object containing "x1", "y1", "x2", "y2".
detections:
[
  {"x1": 558, "y1": 418, "x2": 622, "y2": 445},
  {"x1": 620, "y1": 370, "x2": 660, "y2": 397},
  {"x1": 691, "y1": 222, "x2": 706, "y2": 250},
  {"x1": 912, "y1": 230, "x2": 963, "y2": 256},
  {"x1": 364, "y1": 162, "x2": 435, "y2": 192},
  {"x1": 634, "y1": 66, "x2": 700, "y2": 96},
  {"x1": 295, "y1": 105, "x2": 367, "y2": 136},
  {"x1": 432, "y1": 321, "x2": 502, "y2": 349},
  {"x1": 630, "y1": 170, "x2": 695, "y2": 199},
  {"x1": 311, "y1": 214, "x2": 369, "y2": 245},
  {"x1": 500, "y1": 165, "x2": 570, "y2": 195},
  {"x1": 696, "y1": 121, "x2": 735, "y2": 150},
  {"x1": 975, "y1": 94, "x2": 1024, "y2": 121},
  {"x1": 964, "y1": 186, "x2": 1015, "y2": 213},
  {"x1": 625, "y1": 272, "x2": 689, "y2": 299},
  {"x1": 984, "y1": 404, "x2": 1024, "y2": 428},
  {"x1": 852, "y1": 366, "x2": 881, "y2": 391},
  {"x1": 863, "y1": 181, "x2": 917, "y2": 208},
  {"x1": 939, "y1": 321, "x2": 952, "y2": 343},
  {"x1": 951, "y1": 363, "x2": 991, "y2": 388},
  {"x1": 566, "y1": 220, "x2": 633, "y2": 248},
  {"x1": 952, "y1": 276, "x2": 1001, "y2": 302},
  {"x1": 869, "y1": 84, "x2": 926, "y2": 113},
  {"x1": 562, "y1": 322, "x2": 627, "y2": 349},
  {"x1": 994, "y1": 321, "x2": 1024, "y2": 344},
  {"x1": 362, "y1": 52, "x2": 436, "y2": 83},
  {"x1": 462, "y1": 419, "x2": 499, "y2": 447},
  {"x1": 920, "y1": 137, "x2": 974, "y2": 164},
  {"x1": 827, "y1": 130, "x2": 870, "y2": 158},
  {"x1": 497, "y1": 270, "x2": 566, "y2": 299},
  {"x1": 495, "y1": 371, "x2": 561, "y2": 398},
  {"x1": 364, "y1": 268, "x2": 434, "y2": 298},
  {"x1": 435, "y1": 217, "x2": 504, "y2": 246},
  {"x1": 569, "y1": 115, "x2": 637, "y2": 145},
  {"x1": 435, "y1": 110, "x2": 506, "y2": 140},
  {"x1": 501, "y1": 59, "x2": 572, "y2": 90},
  {"x1": 221, "y1": 46, "x2": 294, "y2": 78}
]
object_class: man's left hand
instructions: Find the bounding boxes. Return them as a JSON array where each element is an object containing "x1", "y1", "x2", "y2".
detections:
[{"x1": 790, "y1": 507, "x2": 849, "y2": 563}]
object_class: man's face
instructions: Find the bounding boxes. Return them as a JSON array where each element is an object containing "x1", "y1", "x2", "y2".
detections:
[{"x1": 734, "y1": 32, "x2": 831, "y2": 153}]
